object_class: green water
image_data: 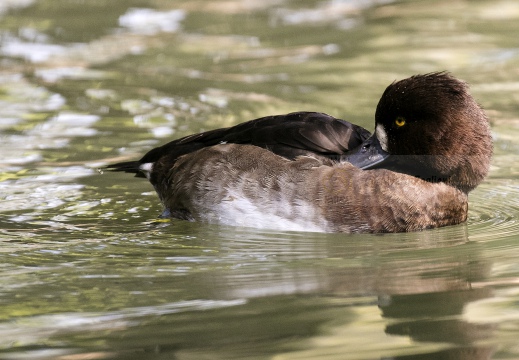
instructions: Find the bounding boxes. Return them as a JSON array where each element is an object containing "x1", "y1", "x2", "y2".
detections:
[{"x1": 1, "y1": 0, "x2": 519, "y2": 359}]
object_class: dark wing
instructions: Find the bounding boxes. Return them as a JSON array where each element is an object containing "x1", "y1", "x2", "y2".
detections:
[{"x1": 106, "y1": 111, "x2": 371, "y2": 177}]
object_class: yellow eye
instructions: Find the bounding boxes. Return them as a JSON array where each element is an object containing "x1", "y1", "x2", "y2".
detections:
[{"x1": 395, "y1": 117, "x2": 406, "y2": 127}]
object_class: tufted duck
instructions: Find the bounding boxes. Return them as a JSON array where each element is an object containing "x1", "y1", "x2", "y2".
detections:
[{"x1": 106, "y1": 72, "x2": 492, "y2": 233}]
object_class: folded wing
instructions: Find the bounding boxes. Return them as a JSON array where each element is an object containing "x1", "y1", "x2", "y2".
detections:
[{"x1": 105, "y1": 111, "x2": 371, "y2": 177}]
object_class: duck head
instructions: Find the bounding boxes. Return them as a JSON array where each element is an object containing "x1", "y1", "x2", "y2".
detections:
[{"x1": 347, "y1": 72, "x2": 493, "y2": 193}]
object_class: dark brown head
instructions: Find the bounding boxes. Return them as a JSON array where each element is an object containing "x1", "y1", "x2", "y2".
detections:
[{"x1": 350, "y1": 72, "x2": 492, "y2": 193}]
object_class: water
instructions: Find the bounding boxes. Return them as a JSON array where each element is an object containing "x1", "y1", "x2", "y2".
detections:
[{"x1": 1, "y1": 0, "x2": 519, "y2": 359}]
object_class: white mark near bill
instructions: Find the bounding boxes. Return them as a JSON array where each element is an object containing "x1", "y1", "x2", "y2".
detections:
[{"x1": 376, "y1": 124, "x2": 388, "y2": 152}]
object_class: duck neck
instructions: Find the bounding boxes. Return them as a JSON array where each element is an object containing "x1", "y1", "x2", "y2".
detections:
[{"x1": 379, "y1": 155, "x2": 485, "y2": 194}]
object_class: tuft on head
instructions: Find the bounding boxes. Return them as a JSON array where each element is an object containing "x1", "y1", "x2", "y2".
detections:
[{"x1": 376, "y1": 72, "x2": 469, "y2": 128}]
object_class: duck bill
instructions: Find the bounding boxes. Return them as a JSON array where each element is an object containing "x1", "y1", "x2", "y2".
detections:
[{"x1": 345, "y1": 135, "x2": 390, "y2": 169}]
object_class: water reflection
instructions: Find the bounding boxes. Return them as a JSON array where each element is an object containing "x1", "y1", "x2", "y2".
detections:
[
  {"x1": 198, "y1": 226, "x2": 496, "y2": 360},
  {"x1": 383, "y1": 292, "x2": 495, "y2": 359},
  {"x1": 1, "y1": 222, "x2": 500, "y2": 359},
  {"x1": 1, "y1": 0, "x2": 519, "y2": 359}
]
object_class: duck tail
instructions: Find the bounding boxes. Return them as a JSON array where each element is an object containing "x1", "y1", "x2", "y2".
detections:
[{"x1": 103, "y1": 161, "x2": 146, "y2": 178}]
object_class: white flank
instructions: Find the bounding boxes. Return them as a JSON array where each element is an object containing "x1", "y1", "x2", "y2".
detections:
[
  {"x1": 375, "y1": 123, "x2": 388, "y2": 152},
  {"x1": 197, "y1": 191, "x2": 330, "y2": 233}
]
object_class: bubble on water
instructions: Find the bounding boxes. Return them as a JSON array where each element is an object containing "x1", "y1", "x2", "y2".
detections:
[
  {"x1": 118, "y1": 8, "x2": 186, "y2": 35},
  {"x1": 1, "y1": 40, "x2": 67, "y2": 63}
]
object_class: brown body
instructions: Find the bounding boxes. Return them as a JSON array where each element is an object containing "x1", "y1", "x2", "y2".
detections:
[{"x1": 162, "y1": 144, "x2": 468, "y2": 233}]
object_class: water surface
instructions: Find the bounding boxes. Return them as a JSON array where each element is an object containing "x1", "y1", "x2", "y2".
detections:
[{"x1": 1, "y1": 0, "x2": 519, "y2": 359}]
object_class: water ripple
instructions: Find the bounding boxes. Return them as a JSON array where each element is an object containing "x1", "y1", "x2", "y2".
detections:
[{"x1": 468, "y1": 180, "x2": 519, "y2": 241}]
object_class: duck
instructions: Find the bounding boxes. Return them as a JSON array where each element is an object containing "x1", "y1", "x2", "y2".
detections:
[{"x1": 106, "y1": 72, "x2": 493, "y2": 233}]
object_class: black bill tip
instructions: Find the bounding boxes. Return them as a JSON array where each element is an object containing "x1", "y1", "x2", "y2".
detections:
[{"x1": 343, "y1": 135, "x2": 390, "y2": 169}]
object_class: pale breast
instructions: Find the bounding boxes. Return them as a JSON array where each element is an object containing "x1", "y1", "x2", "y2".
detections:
[{"x1": 195, "y1": 186, "x2": 331, "y2": 232}]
